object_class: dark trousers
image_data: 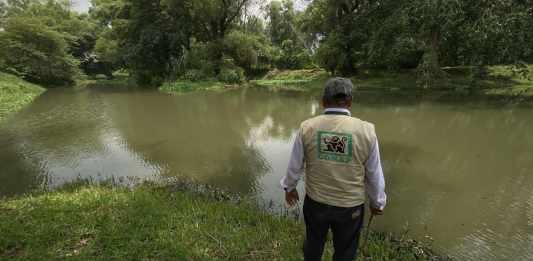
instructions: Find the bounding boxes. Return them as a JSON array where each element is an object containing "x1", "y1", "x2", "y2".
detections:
[{"x1": 303, "y1": 196, "x2": 365, "y2": 261}]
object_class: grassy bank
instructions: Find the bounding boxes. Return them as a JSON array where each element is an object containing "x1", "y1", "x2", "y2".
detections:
[
  {"x1": 251, "y1": 69, "x2": 328, "y2": 92},
  {"x1": 480, "y1": 65, "x2": 533, "y2": 97},
  {"x1": 251, "y1": 66, "x2": 533, "y2": 98},
  {"x1": 0, "y1": 73, "x2": 45, "y2": 122},
  {"x1": 159, "y1": 69, "x2": 327, "y2": 94},
  {"x1": 159, "y1": 81, "x2": 234, "y2": 94},
  {"x1": 88, "y1": 66, "x2": 532, "y2": 99},
  {"x1": 351, "y1": 66, "x2": 533, "y2": 96},
  {"x1": 79, "y1": 77, "x2": 237, "y2": 93},
  {"x1": 76, "y1": 72, "x2": 135, "y2": 89},
  {"x1": 0, "y1": 184, "x2": 444, "y2": 260}
]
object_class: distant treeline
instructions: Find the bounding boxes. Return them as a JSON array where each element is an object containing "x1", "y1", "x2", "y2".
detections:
[{"x1": 0, "y1": 0, "x2": 532, "y2": 87}]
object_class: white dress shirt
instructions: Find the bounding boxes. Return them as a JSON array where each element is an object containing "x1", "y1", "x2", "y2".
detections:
[{"x1": 280, "y1": 108, "x2": 387, "y2": 210}]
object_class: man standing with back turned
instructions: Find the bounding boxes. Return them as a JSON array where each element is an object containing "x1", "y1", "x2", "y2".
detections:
[{"x1": 280, "y1": 78, "x2": 387, "y2": 261}]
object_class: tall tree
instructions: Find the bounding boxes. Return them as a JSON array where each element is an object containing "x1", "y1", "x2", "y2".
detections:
[
  {"x1": 112, "y1": 0, "x2": 191, "y2": 85},
  {"x1": 301, "y1": 0, "x2": 375, "y2": 75},
  {"x1": 0, "y1": 0, "x2": 98, "y2": 85},
  {"x1": 267, "y1": 0, "x2": 297, "y2": 46},
  {"x1": 0, "y1": 16, "x2": 79, "y2": 85},
  {"x1": 266, "y1": 0, "x2": 310, "y2": 69},
  {"x1": 187, "y1": 0, "x2": 250, "y2": 74},
  {"x1": 90, "y1": 0, "x2": 125, "y2": 27},
  {"x1": 460, "y1": 0, "x2": 533, "y2": 67},
  {"x1": 405, "y1": 0, "x2": 464, "y2": 82}
]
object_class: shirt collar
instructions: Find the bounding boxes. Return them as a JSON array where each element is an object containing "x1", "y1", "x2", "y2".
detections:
[{"x1": 323, "y1": 108, "x2": 351, "y2": 116}]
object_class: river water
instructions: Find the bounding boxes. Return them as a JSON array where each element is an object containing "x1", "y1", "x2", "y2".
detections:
[{"x1": 1, "y1": 87, "x2": 532, "y2": 260}]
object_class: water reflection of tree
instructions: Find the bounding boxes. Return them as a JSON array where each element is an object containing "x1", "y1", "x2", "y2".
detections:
[
  {"x1": 239, "y1": 89, "x2": 318, "y2": 141},
  {"x1": 0, "y1": 133, "x2": 45, "y2": 198},
  {"x1": 103, "y1": 88, "x2": 321, "y2": 194},
  {"x1": 102, "y1": 90, "x2": 248, "y2": 193}
]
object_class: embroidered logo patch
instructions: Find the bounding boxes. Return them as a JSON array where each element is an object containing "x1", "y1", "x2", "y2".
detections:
[{"x1": 317, "y1": 131, "x2": 353, "y2": 163}]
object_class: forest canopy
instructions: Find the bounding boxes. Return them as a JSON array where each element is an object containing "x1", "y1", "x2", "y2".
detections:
[{"x1": 0, "y1": 0, "x2": 532, "y2": 87}]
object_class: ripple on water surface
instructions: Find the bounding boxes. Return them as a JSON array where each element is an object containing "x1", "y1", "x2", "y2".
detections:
[{"x1": 1, "y1": 88, "x2": 533, "y2": 260}]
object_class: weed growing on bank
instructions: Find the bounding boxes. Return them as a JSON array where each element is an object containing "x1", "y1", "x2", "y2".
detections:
[{"x1": 0, "y1": 73, "x2": 45, "y2": 122}]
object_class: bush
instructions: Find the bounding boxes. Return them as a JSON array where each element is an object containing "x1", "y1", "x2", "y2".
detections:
[
  {"x1": 182, "y1": 69, "x2": 206, "y2": 82},
  {"x1": 218, "y1": 68, "x2": 244, "y2": 84},
  {"x1": 275, "y1": 40, "x2": 313, "y2": 70},
  {"x1": 224, "y1": 31, "x2": 275, "y2": 76},
  {"x1": 366, "y1": 35, "x2": 423, "y2": 70},
  {"x1": 94, "y1": 29, "x2": 122, "y2": 67},
  {"x1": 315, "y1": 38, "x2": 345, "y2": 75},
  {"x1": 160, "y1": 81, "x2": 195, "y2": 92},
  {"x1": 159, "y1": 81, "x2": 224, "y2": 93},
  {"x1": 0, "y1": 17, "x2": 79, "y2": 86},
  {"x1": 133, "y1": 70, "x2": 164, "y2": 87},
  {"x1": 180, "y1": 41, "x2": 217, "y2": 78}
]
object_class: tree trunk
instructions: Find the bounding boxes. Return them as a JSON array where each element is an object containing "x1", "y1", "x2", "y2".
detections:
[
  {"x1": 425, "y1": 31, "x2": 444, "y2": 77},
  {"x1": 213, "y1": 38, "x2": 224, "y2": 76},
  {"x1": 417, "y1": 30, "x2": 446, "y2": 88}
]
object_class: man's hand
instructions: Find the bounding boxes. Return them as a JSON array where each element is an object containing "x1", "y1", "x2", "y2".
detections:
[
  {"x1": 370, "y1": 207, "x2": 384, "y2": 216},
  {"x1": 285, "y1": 188, "x2": 299, "y2": 207}
]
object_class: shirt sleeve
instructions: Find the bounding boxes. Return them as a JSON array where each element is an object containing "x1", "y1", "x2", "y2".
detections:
[
  {"x1": 365, "y1": 137, "x2": 387, "y2": 210},
  {"x1": 280, "y1": 130, "x2": 305, "y2": 191}
]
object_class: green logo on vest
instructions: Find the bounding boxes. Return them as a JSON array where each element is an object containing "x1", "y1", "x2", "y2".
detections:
[{"x1": 317, "y1": 131, "x2": 353, "y2": 163}]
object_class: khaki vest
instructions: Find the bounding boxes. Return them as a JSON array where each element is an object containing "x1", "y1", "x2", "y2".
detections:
[{"x1": 301, "y1": 114, "x2": 375, "y2": 208}]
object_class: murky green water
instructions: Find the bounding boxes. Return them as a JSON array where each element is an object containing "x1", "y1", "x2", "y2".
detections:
[{"x1": 1, "y1": 87, "x2": 532, "y2": 260}]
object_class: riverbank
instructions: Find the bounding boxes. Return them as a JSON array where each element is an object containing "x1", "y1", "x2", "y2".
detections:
[
  {"x1": 0, "y1": 183, "x2": 446, "y2": 260},
  {"x1": 76, "y1": 72, "x2": 135, "y2": 89},
  {"x1": 77, "y1": 74, "x2": 238, "y2": 93},
  {"x1": 250, "y1": 69, "x2": 328, "y2": 92},
  {"x1": 159, "y1": 81, "x2": 240, "y2": 93},
  {"x1": 250, "y1": 66, "x2": 533, "y2": 98},
  {"x1": 0, "y1": 73, "x2": 45, "y2": 122},
  {"x1": 85, "y1": 66, "x2": 533, "y2": 100}
]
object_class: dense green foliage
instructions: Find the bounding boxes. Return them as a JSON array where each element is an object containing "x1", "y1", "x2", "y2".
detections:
[
  {"x1": 252, "y1": 66, "x2": 533, "y2": 97},
  {"x1": 159, "y1": 81, "x2": 227, "y2": 93},
  {"x1": 0, "y1": 17, "x2": 78, "y2": 85},
  {"x1": 300, "y1": 0, "x2": 533, "y2": 81},
  {"x1": 252, "y1": 69, "x2": 328, "y2": 91},
  {"x1": 0, "y1": 184, "x2": 445, "y2": 260},
  {"x1": 0, "y1": 72, "x2": 45, "y2": 122},
  {"x1": 113, "y1": 0, "x2": 189, "y2": 85},
  {"x1": 267, "y1": 0, "x2": 312, "y2": 70},
  {"x1": 1, "y1": 0, "x2": 532, "y2": 89},
  {"x1": 0, "y1": 0, "x2": 96, "y2": 85}
]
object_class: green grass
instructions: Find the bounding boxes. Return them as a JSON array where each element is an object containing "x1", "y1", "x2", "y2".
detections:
[
  {"x1": 76, "y1": 72, "x2": 135, "y2": 89},
  {"x1": 0, "y1": 72, "x2": 45, "y2": 122},
  {"x1": 251, "y1": 66, "x2": 533, "y2": 98},
  {"x1": 481, "y1": 65, "x2": 533, "y2": 97},
  {"x1": 0, "y1": 184, "x2": 445, "y2": 260},
  {"x1": 159, "y1": 80, "x2": 234, "y2": 94},
  {"x1": 251, "y1": 69, "x2": 329, "y2": 91},
  {"x1": 352, "y1": 66, "x2": 533, "y2": 98}
]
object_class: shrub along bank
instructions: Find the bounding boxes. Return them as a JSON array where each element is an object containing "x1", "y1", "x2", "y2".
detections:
[
  {"x1": 159, "y1": 81, "x2": 229, "y2": 93},
  {"x1": 250, "y1": 69, "x2": 329, "y2": 92},
  {"x1": 0, "y1": 184, "x2": 448, "y2": 260},
  {"x1": 159, "y1": 68, "x2": 246, "y2": 93},
  {"x1": 0, "y1": 73, "x2": 45, "y2": 122},
  {"x1": 249, "y1": 66, "x2": 533, "y2": 98}
]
